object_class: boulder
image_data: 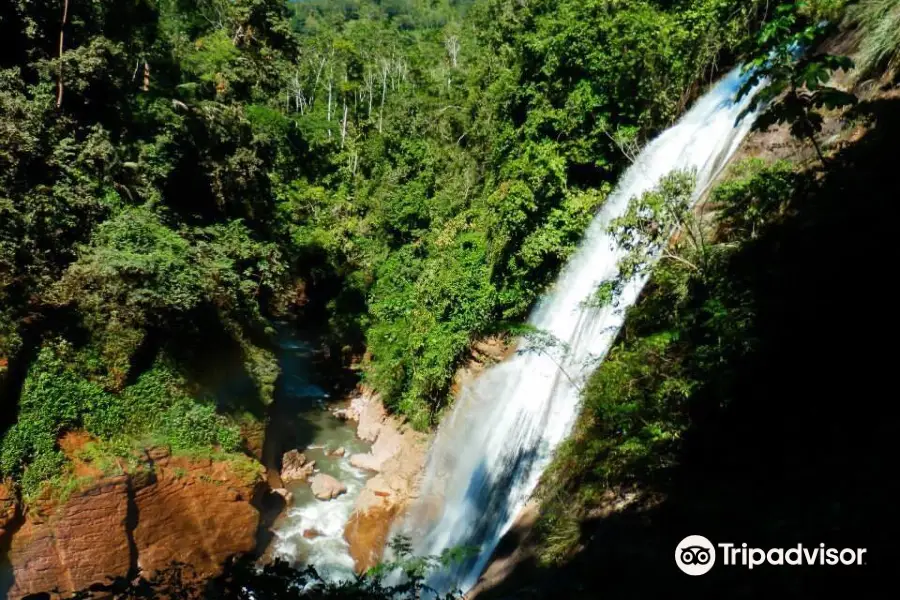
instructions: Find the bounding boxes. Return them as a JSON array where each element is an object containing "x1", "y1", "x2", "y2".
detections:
[
  {"x1": 302, "y1": 528, "x2": 323, "y2": 540},
  {"x1": 130, "y1": 457, "x2": 263, "y2": 581},
  {"x1": 331, "y1": 408, "x2": 353, "y2": 421},
  {"x1": 344, "y1": 503, "x2": 401, "y2": 573},
  {"x1": 281, "y1": 450, "x2": 315, "y2": 483},
  {"x1": 310, "y1": 474, "x2": 347, "y2": 501},
  {"x1": 349, "y1": 424, "x2": 403, "y2": 473},
  {"x1": 351, "y1": 392, "x2": 387, "y2": 442},
  {"x1": 350, "y1": 453, "x2": 382, "y2": 472},
  {"x1": 330, "y1": 447, "x2": 346, "y2": 458}
]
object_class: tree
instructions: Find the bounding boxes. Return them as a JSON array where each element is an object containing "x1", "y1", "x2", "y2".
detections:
[
  {"x1": 594, "y1": 170, "x2": 704, "y2": 307},
  {"x1": 736, "y1": 2, "x2": 856, "y2": 166}
]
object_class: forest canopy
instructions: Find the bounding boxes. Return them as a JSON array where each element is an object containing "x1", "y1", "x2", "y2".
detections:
[{"x1": 0, "y1": 0, "x2": 828, "y2": 499}]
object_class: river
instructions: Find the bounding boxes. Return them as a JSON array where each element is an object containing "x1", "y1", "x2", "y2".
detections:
[{"x1": 264, "y1": 326, "x2": 372, "y2": 580}]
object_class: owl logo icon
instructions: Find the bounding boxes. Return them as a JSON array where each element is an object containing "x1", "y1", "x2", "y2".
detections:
[{"x1": 675, "y1": 535, "x2": 716, "y2": 575}]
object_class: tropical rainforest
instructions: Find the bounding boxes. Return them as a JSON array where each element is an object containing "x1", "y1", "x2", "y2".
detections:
[{"x1": 0, "y1": 0, "x2": 894, "y2": 597}]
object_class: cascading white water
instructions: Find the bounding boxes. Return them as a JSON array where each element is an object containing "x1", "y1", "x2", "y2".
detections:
[{"x1": 398, "y1": 66, "x2": 762, "y2": 593}]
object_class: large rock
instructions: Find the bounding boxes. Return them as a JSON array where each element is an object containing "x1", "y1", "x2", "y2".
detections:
[
  {"x1": 344, "y1": 393, "x2": 429, "y2": 573},
  {"x1": 344, "y1": 503, "x2": 401, "y2": 573},
  {"x1": 349, "y1": 453, "x2": 382, "y2": 472},
  {"x1": 281, "y1": 450, "x2": 315, "y2": 482},
  {"x1": 351, "y1": 391, "x2": 387, "y2": 443},
  {"x1": 349, "y1": 423, "x2": 403, "y2": 473},
  {"x1": 2, "y1": 451, "x2": 266, "y2": 599},
  {"x1": 309, "y1": 473, "x2": 347, "y2": 501}
]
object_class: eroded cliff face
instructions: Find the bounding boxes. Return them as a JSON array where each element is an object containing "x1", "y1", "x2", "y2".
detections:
[{"x1": 0, "y1": 447, "x2": 266, "y2": 599}]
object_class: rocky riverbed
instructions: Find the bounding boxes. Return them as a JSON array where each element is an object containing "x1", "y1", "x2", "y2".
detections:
[{"x1": 268, "y1": 388, "x2": 428, "y2": 577}]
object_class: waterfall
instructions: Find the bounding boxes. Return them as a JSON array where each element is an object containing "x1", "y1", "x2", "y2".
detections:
[{"x1": 398, "y1": 66, "x2": 762, "y2": 593}]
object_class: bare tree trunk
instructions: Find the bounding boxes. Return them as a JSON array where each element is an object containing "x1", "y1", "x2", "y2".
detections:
[
  {"x1": 57, "y1": 0, "x2": 70, "y2": 108},
  {"x1": 364, "y1": 69, "x2": 374, "y2": 118},
  {"x1": 310, "y1": 55, "x2": 326, "y2": 108},
  {"x1": 327, "y1": 78, "x2": 332, "y2": 121},
  {"x1": 379, "y1": 59, "x2": 388, "y2": 133},
  {"x1": 142, "y1": 62, "x2": 150, "y2": 91},
  {"x1": 341, "y1": 102, "x2": 348, "y2": 149},
  {"x1": 798, "y1": 104, "x2": 828, "y2": 168},
  {"x1": 445, "y1": 35, "x2": 460, "y2": 68}
]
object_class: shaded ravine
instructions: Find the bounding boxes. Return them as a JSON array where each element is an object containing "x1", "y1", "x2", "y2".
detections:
[
  {"x1": 265, "y1": 327, "x2": 373, "y2": 580},
  {"x1": 396, "y1": 66, "x2": 763, "y2": 594}
]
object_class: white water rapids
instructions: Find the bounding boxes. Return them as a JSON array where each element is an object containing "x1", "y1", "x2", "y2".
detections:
[{"x1": 395, "y1": 66, "x2": 762, "y2": 593}]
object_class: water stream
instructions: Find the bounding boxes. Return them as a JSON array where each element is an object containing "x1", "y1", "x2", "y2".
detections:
[
  {"x1": 397, "y1": 67, "x2": 762, "y2": 593},
  {"x1": 267, "y1": 328, "x2": 372, "y2": 581}
]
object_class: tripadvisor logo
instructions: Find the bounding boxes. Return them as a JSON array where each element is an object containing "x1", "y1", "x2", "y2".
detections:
[{"x1": 675, "y1": 535, "x2": 867, "y2": 576}]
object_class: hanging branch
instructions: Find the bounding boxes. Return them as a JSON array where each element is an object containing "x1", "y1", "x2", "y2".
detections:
[{"x1": 56, "y1": 0, "x2": 70, "y2": 108}]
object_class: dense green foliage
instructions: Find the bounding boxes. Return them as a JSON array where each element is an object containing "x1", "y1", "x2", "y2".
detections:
[
  {"x1": 0, "y1": 0, "x2": 835, "y2": 497},
  {"x1": 278, "y1": 0, "x2": 773, "y2": 426},
  {"x1": 57, "y1": 538, "x2": 466, "y2": 599},
  {"x1": 0, "y1": 0, "x2": 891, "y2": 596},
  {"x1": 1, "y1": 341, "x2": 241, "y2": 501},
  {"x1": 1, "y1": 0, "x2": 778, "y2": 498},
  {"x1": 0, "y1": 0, "x2": 299, "y2": 498}
]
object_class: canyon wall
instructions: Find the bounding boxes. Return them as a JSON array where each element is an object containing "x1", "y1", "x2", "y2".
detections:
[{"x1": 0, "y1": 447, "x2": 266, "y2": 599}]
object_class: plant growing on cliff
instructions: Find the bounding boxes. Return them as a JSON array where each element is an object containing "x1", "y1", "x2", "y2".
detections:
[
  {"x1": 0, "y1": 342, "x2": 246, "y2": 499},
  {"x1": 591, "y1": 169, "x2": 706, "y2": 308},
  {"x1": 736, "y1": 2, "x2": 856, "y2": 165},
  {"x1": 849, "y1": 0, "x2": 900, "y2": 80}
]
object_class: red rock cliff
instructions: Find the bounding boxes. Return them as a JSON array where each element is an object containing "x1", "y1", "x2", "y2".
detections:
[{"x1": 0, "y1": 448, "x2": 266, "y2": 599}]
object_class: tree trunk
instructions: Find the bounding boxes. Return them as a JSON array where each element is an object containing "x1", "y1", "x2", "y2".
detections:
[
  {"x1": 379, "y1": 62, "x2": 388, "y2": 133},
  {"x1": 56, "y1": 0, "x2": 70, "y2": 108},
  {"x1": 341, "y1": 102, "x2": 348, "y2": 149},
  {"x1": 808, "y1": 131, "x2": 828, "y2": 168},
  {"x1": 327, "y1": 79, "x2": 332, "y2": 122}
]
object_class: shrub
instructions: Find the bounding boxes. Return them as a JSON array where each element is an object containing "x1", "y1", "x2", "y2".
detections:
[{"x1": 0, "y1": 340, "x2": 246, "y2": 498}]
